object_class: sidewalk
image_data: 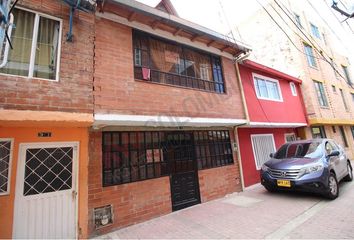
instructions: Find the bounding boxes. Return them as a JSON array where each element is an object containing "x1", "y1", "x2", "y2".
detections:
[{"x1": 95, "y1": 179, "x2": 354, "y2": 239}]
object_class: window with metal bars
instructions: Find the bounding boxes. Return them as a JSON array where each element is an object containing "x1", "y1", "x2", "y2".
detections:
[
  {"x1": 102, "y1": 132, "x2": 168, "y2": 186},
  {"x1": 194, "y1": 130, "x2": 233, "y2": 170},
  {"x1": 0, "y1": 139, "x2": 12, "y2": 195},
  {"x1": 102, "y1": 130, "x2": 234, "y2": 186},
  {"x1": 251, "y1": 134, "x2": 276, "y2": 170},
  {"x1": 133, "y1": 30, "x2": 226, "y2": 93}
]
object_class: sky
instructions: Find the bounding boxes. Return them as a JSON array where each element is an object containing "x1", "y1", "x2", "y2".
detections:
[
  {"x1": 136, "y1": 0, "x2": 265, "y2": 38},
  {"x1": 136, "y1": 0, "x2": 354, "y2": 70}
]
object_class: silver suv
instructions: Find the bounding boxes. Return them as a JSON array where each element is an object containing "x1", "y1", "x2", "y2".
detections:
[{"x1": 260, "y1": 139, "x2": 353, "y2": 199}]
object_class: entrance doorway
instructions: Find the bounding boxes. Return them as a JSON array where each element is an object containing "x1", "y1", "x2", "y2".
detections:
[
  {"x1": 13, "y1": 142, "x2": 78, "y2": 238},
  {"x1": 164, "y1": 132, "x2": 201, "y2": 211}
]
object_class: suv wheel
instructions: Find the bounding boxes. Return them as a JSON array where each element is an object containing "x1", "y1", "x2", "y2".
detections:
[
  {"x1": 326, "y1": 173, "x2": 339, "y2": 200},
  {"x1": 343, "y1": 162, "x2": 353, "y2": 182}
]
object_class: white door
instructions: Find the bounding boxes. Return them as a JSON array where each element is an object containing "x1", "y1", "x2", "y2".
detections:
[{"x1": 13, "y1": 142, "x2": 78, "y2": 239}]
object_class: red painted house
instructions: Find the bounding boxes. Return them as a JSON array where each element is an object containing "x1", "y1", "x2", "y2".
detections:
[{"x1": 237, "y1": 60, "x2": 308, "y2": 187}]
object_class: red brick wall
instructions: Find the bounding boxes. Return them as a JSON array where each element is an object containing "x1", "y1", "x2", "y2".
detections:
[
  {"x1": 198, "y1": 129, "x2": 242, "y2": 202},
  {"x1": 198, "y1": 164, "x2": 241, "y2": 202},
  {"x1": 94, "y1": 18, "x2": 246, "y2": 119},
  {"x1": 88, "y1": 131, "x2": 172, "y2": 237},
  {"x1": 0, "y1": 1, "x2": 94, "y2": 113}
]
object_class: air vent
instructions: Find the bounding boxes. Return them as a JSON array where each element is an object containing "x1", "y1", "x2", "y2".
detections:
[{"x1": 94, "y1": 205, "x2": 113, "y2": 229}]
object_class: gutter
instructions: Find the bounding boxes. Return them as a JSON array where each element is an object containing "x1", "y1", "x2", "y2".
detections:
[{"x1": 109, "y1": 0, "x2": 252, "y2": 55}]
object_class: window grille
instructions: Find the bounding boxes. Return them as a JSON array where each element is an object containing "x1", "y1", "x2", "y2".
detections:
[
  {"x1": 0, "y1": 140, "x2": 12, "y2": 195},
  {"x1": 102, "y1": 130, "x2": 234, "y2": 186},
  {"x1": 133, "y1": 30, "x2": 225, "y2": 93},
  {"x1": 251, "y1": 134, "x2": 276, "y2": 170}
]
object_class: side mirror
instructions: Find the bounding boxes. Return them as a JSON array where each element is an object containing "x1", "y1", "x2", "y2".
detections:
[
  {"x1": 269, "y1": 153, "x2": 274, "y2": 158},
  {"x1": 327, "y1": 150, "x2": 340, "y2": 157}
]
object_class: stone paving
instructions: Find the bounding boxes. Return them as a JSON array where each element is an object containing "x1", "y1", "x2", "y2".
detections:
[{"x1": 97, "y1": 174, "x2": 354, "y2": 239}]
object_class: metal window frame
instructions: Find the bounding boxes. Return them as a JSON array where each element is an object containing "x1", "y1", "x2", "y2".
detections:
[
  {"x1": 313, "y1": 80, "x2": 328, "y2": 107},
  {"x1": 132, "y1": 30, "x2": 226, "y2": 94},
  {"x1": 0, "y1": 138, "x2": 14, "y2": 196},
  {"x1": 102, "y1": 130, "x2": 234, "y2": 186},
  {"x1": 304, "y1": 44, "x2": 317, "y2": 68},
  {"x1": 2, "y1": 7, "x2": 63, "y2": 82}
]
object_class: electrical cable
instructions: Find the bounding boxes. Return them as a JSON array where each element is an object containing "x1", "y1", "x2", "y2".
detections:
[
  {"x1": 323, "y1": 0, "x2": 354, "y2": 34},
  {"x1": 255, "y1": 0, "x2": 323, "y2": 62},
  {"x1": 273, "y1": 0, "x2": 344, "y2": 76},
  {"x1": 272, "y1": 0, "x2": 353, "y2": 88}
]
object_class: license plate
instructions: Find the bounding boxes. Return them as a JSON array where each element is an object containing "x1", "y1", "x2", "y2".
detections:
[{"x1": 277, "y1": 180, "x2": 291, "y2": 187}]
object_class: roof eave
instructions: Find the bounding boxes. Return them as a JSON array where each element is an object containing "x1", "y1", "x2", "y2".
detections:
[
  {"x1": 109, "y1": 0, "x2": 252, "y2": 56},
  {"x1": 242, "y1": 60, "x2": 302, "y2": 84}
]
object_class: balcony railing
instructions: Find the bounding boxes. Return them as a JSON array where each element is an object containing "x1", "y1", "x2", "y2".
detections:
[{"x1": 134, "y1": 67, "x2": 224, "y2": 93}]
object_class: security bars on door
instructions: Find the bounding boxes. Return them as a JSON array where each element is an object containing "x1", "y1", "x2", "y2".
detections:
[
  {"x1": 0, "y1": 140, "x2": 12, "y2": 194},
  {"x1": 23, "y1": 147, "x2": 73, "y2": 196},
  {"x1": 102, "y1": 130, "x2": 234, "y2": 186}
]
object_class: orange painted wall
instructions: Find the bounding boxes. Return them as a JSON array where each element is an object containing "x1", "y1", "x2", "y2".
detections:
[{"x1": 0, "y1": 127, "x2": 89, "y2": 239}]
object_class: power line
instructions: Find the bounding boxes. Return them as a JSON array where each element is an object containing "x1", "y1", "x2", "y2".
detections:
[
  {"x1": 273, "y1": 0, "x2": 352, "y2": 86},
  {"x1": 218, "y1": 0, "x2": 243, "y2": 45},
  {"x1": 255, "y1": 0, "x2": 327, "y2": 63},
  {"x1": 323, "y1": 0, "x2": 354, "y2": 34},
  {"x1": 306, "y1": 0, "x2": 352, "y2": 46},
  {"x1": 274, "y1": 1, "x2": 334, "y2": 62}
]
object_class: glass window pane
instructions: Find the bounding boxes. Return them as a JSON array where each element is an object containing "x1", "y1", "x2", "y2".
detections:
[
  {"x1": 33, "y1": 16, "x2": 60, "y2": 80},
  {"x1": 257, "y1": 78, "x2": 268, "y2": 98},
  {"x1": 0, "y1": 8, "x2": 35, "y2": 77}
]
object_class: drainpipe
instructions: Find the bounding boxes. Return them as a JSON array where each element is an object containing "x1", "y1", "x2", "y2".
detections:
[
  {"x1": 233, "y1": 125, "x2": 245, "y2": 191},
  {"x1": 232, "y1": 53, "x2": 250, "y2": 191}
]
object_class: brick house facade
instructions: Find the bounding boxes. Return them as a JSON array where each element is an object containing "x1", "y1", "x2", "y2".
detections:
[
  {"x1": 0, "y1": 0, "x2": 94, "y2": 238},
  {"x1": 88, "y1": 0, "x2": 250, "y2": 237}
]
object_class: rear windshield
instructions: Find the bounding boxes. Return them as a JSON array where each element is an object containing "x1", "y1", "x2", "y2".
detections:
[{"x1": 274, "y1": 142, "x2": 323, "y2": 159}]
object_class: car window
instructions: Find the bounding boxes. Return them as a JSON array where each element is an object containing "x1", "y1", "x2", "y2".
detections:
[
  {"x1": 274, "y1": 142, "x2": 323, "y2": 159},
  {"x1": 325, "y1": 142, "x2": 333, "y2": 155},
  {"x1": 329, "y1": 141, "x2": 339, "y2": 150}
]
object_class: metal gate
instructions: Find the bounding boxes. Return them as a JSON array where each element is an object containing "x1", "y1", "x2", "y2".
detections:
[
  {"x1": 164, "y1": 132, "x2": 201, "y2": 211},
  {"x1": 13, "y1": 142, "x2": 78, "y2": 239}
]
